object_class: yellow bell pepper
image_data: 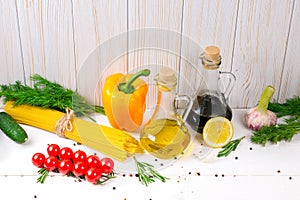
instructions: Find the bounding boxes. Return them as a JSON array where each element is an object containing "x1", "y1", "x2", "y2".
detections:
[{"x1": 102, "y1": 69, "x2": 150, "y2": 132}]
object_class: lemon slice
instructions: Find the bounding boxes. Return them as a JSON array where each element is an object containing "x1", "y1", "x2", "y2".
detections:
[{"x1": 202, "y1": 117, "x2": 234, "y2": 148}]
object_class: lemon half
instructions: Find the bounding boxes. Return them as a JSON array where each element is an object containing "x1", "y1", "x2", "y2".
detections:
[{"x1": 202, "y1": 117, "x2": 234, "y2": 148}]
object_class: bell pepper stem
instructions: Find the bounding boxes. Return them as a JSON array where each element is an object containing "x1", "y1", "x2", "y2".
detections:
[
  {"x1": 256, "y1": 85, "x2": 275, "y2": 112},
  {"x1": 119, "y1": 69, "x2": 150, "y2": 94}
]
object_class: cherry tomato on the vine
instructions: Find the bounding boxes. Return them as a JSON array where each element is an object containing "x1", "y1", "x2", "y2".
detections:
[
  {"x1": 85, "y1": 167, "x2": 102, "y2": 184},
  {"x1": 59, "y1": 147, "x2": 73, "y2": 160},
  {"x1": 72, "y1": 150, "x2": 87, "y2": 163},
  {"x1": 86, "y1": 155, "x2": 101, "y2": 169},
  {"x1": 44, "y1": 156, "x2": 59, "y2": 171},
  {"x1": 100, "y1": 157, "x2": 114, "y2": 174},
  {"x1": 32, "y1": 153, "x2": 46, "y2": 168},
  {"x1": 58, "y1": 159, "x2": 74, "y2": 175},
  {"x1": 47, "y1": 144, "x2": 60, "y2": 157},
  {"x1": 73, "y1": 161, "x2": 88, "y2": 177}
]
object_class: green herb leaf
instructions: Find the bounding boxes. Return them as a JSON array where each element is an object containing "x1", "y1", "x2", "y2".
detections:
[
  {"x1": 251, "y1": 116, "x2": 300, "y2": 146},
  {"x1": 251, "y1": 96, "x2": 300, "y2": 146},
  {"x1": 134, "y1": 156, "x2": 168, "y2": 186},
  {"x1": 217, "y1": 136, "x2": 245, "y2": 157},
  {"x1": 35, "y1": 167, "x2": 115, "y2": 184},
  {"x1": 36, "y1": 168, "x2": 49, "y2": 184},
  {"x1": 0, "y1": 74, "x2": 105, "y2": 121},
  {"x1": 268, "y1": 96, "x2": 300, "y2": 117}
]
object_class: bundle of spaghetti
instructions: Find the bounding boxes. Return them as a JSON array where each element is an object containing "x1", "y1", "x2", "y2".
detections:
[{"x1": 4, "y1": 101, "x2": 144, "y2": 161}]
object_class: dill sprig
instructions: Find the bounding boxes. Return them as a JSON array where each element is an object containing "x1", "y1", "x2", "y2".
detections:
[
  {"x1": 251, "y1": 96, "x2": 300, "y2": 146},
  {"x1": 251, "y1": 116, "x2": 300, "y2": 146},
  {"x1": 133, "y1": 156, "x2": 168, "y2": 186},
  {"x1": 268, "y1": 96, "x2": 300, "y2": 117},
  {"x1": 0, "y1": 74, "x2": 104, "y2": 120}
]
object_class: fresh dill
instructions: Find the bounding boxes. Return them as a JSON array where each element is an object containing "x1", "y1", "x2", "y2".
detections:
[
  {"x1": 0, "y1": 74, "x2": 104, "y2": 120},
  {"x1": 251, "y1": 96, "x2": 300, "y2": 145}
]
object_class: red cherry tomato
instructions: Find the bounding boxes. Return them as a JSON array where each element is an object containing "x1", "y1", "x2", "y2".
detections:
[
  {"x1": 73, "y1": 161, "x2": 88, "y2": 177},
  {"x1": 32, "y1": 153, "x2": 46, "y2": 168},
  {"x1": 72, "y1": 150, "x2": 87, "y2": 163},
  {"x1": 85, "y1": 167, "x2": 102, "y2": 184},
  {"x1": 86, "y1": 155, "x2": 101, "y2": 169},
  {"x1": 58, "y1": 159, "x2": 74, "y2": 175},
  {"x1": 47, "y1": 144, "x2": 60, "y2": 157},
  {"x1": 44, "y1": 156, "x2": 59, "y2": 171},
  {"x1": 100, "y1": 157, "x2": 114, "y2": 174},
  {"x1": 59, "y1": 147, "x2": 73, "y2": 160}
]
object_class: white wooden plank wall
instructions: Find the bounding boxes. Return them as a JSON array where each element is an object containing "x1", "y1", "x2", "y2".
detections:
[
  {"x1": 180, "y1": 0, "x2": 238, "y2": 101},
  {"x1": 128, "y1": 0, "x2": 183, "y2": 109},
  {"x1": 279, "y1": 0, "x2": 300, "y2": 102},
  {"x1": 0, "y1": 0, "x2": 24, "y2": 84},
  {"x1": 72, "y1": 0, "x2": 127, "y2": 105},
  {"x1": 16, "y1": 0, "x2": 76, "y2": 89},
  {"x1": 231, "y1": 0, "x2": 294, "y2": 107},
  {"x1": 0, "y1": 0, "x2": 299, "y2": 108}
]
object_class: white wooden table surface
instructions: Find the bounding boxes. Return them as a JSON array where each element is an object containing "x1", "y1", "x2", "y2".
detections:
[{"x1": 0, "y1": 108, "x2": 299, "y2": 200}]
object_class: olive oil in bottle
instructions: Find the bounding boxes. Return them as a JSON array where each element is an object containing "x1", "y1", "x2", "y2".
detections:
[
  {"x1": 140, "y1": 67, "x2": 193, "y2": 159},
  {"x1": 140, "y1": 118, "x2": 190, "y2": 159}
]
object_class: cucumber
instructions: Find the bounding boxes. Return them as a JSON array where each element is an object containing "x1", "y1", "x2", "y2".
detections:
[{"x1": 0, "y1": 112, "x2": 28, "y2": 143}]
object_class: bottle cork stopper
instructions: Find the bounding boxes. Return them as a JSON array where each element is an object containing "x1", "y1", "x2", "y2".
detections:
[
  {"x1": 158, "y1": 67, "x2": 177, "y2": 83},
  {"x1": 204, "y1": 46, "x2": 221, "y2": 63}
]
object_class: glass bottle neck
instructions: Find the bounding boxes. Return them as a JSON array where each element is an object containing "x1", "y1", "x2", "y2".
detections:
[
  {"x1": 153, "y1": 79, "x2": 176, "y2": 120},
  {"x1": 199, "y1": 53, "x2": 221, "y2": 96},
  {"x1": 201, "y1": 69, "x2": 220, "y2": 95}
]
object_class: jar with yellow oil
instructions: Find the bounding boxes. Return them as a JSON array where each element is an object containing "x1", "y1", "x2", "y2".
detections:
[{"x1": 140, "y1": 67, "x2": 193, "y2": 159}]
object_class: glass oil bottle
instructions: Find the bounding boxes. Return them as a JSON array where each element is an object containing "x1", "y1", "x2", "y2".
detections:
[
  {"x1": 140, "y1": 67, "x2": 193, "y2": 159},
  {"x1": 186, "y1": 46, "x2": 236, "y2": 134}
]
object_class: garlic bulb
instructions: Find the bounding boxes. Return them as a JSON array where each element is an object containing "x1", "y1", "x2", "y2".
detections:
[{"x1": 245, "y1": 86, "x2": 277, "y2": 131}]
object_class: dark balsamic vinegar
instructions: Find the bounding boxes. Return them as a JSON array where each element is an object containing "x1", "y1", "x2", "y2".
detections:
[{"x1": 186, "y1": 94, "x2": 232, "y2": 134}]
